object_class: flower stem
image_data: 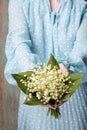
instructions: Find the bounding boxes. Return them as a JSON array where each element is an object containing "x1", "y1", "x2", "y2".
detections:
[{"x1": 47, "y1": 108, "x2": 61, "y2": 118}]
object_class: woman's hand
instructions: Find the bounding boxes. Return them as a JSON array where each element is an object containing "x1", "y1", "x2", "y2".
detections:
[
  {"x1": 44, "y1": 101, "x2": 65, "y2": 110},
  {"x1": 59, "y1": 63, "x2": 69, "y2": 76}
]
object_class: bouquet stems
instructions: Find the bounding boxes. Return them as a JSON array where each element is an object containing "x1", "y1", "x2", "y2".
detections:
[{"x1": 47, "y1": 108, "x2": 61, "y2": 119}]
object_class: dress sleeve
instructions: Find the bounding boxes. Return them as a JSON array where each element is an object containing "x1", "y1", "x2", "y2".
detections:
[
  {"x1": 68, "y1": 8, "x2": 87, "y2": 83},
  {"x1": 4, "y1": 0, "x2": 41, "y2": 86}
]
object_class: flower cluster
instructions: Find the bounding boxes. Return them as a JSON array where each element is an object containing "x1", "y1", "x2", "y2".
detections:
[{"x1": 20, "y1": 65, "x2": 73, "y2": 105}]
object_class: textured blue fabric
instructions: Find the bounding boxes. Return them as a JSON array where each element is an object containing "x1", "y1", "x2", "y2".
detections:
[{"x1": 4, "y1": 0, "x2": 87, "y2": 130}]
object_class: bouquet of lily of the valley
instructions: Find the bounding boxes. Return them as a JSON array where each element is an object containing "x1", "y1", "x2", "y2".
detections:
[{"x1": 12, "y1": 54, "x2": 83, "y2": 118}]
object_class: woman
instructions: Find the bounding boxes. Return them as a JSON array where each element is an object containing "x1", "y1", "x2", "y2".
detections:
[{"x1": 4, "y1": 0, "x2": 87, "y2": 130}]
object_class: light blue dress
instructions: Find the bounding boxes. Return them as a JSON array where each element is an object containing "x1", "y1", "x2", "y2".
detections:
[{"x1": 4, "y1": 0, "x2": 87, "y2": 130}]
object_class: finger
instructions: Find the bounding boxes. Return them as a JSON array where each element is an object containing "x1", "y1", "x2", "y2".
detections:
[
  {"x1": 59, "y1": 63, "x2": 67, "y2": 71},
  {"x1": 59, "y1": 69, "x2": 69, "y2": 76},
  {"x1": 54, "y1": 101, "x2": 66, "y2": 108},
  {"x1": 59, "y1": 63, "x2": 69, "y2": 75},
  {"x1": 43, "y1": 104, "x2": 56, "y2": 110}
]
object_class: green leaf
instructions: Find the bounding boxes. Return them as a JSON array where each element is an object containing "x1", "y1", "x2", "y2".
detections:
[
  {"x1": 24, "y1": 96, "x2": 43, "y2": 105},
  {"x1": 69, "y1": 73, "x2": 83, "y2": 95},
  {"x1": 60, "y1": 73, "x2": 83, "y2": 102},
  {"x1": 47, "y1": 53, "x2": 60, "y2": 69},
  {"x1": 12, "y1": 71, "x2": 35, "y2": 94},
  {"x1": 69, "y1": 73, "x2": 83, "y2": 82}
]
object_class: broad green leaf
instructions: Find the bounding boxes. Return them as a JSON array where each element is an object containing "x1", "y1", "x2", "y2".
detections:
[
  {"x1": 69, "y1": 73, "x2": 83, "y2": 81},
  {"x1": 47, "y1": 53, "x2": 60, "y2": 69},
  {"x1": 60, "y1": 73, "x2": 83, "y2": 102},
  {"x1": 24, "y1": 96, "x2": 43, "y2": 105},
  {"x1": 12, "y1": 71, "x2": 35, "y2": 94},
  {"x1": 69, "y1": 73, "x2": 83, "y2": 95}
]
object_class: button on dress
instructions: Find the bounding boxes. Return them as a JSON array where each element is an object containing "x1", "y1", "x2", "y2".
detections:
[{"x1": 4, "y1": 0, "x2": 87, "y2": 130}]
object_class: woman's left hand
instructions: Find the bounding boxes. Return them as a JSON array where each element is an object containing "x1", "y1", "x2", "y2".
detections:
[{"x1": 59, "y1": 63, "x2": 69, "y2": 76}]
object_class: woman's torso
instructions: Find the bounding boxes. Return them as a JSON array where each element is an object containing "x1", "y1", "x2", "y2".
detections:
[{"x1": 22, "y1": 0, "x2": 86, "y2": 64}]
